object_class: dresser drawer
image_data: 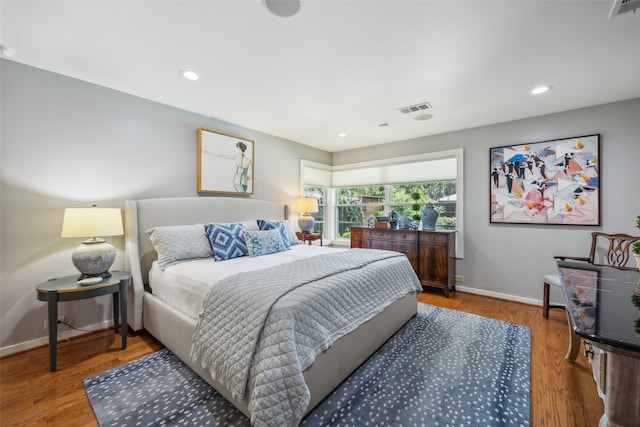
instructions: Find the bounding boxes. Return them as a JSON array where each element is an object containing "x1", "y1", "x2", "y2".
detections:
[
  {"x1": 369, "y1": 239, "x2": 394, "y2": 251},
  {"x1": 351, "y1": 228, "x2": 364, "y2": 237},
  {"x1": 369, "y1": 230, "x2": 395, "y2": 240},
  {"x1": 419, "y1": 233, "x2": 449, "y2": 245},
  {"x1": 393, "y1": 230, "x2": 418, "y2": 243}
]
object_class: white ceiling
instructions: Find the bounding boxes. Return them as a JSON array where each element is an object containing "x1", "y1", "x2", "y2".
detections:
[{"x1": 2, "y1": 1, "x2": 640, "y2": 152}]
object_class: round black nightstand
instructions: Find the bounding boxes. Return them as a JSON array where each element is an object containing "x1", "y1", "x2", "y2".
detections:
[{"x1": 36, "y1": 271, "x2": 131, "y2": 371}]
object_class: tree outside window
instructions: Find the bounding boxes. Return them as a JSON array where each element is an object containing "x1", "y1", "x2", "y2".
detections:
[{"x1": 336, "y1": 181, "x2": 456, "y2": 238}]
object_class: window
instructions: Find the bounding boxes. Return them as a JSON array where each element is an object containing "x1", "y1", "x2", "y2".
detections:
[
  {"x1": 300, "y1": 149, "x2": 464, "y2": 257},
  {"x1": 389, "y1": 182, "x2": 457, "y2": 229},
  {"x1": 336, "y1": 182, "x2": 457, "y2": 238},
  {"x1": 302, "y1": 186, "x2": 326, "y2": 234},
  {"x1": 336, "y1": 186, "x2": 385, "y2": 238}
]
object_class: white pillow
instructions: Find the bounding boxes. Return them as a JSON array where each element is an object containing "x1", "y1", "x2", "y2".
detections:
[
  {"x1": 238, "y1": 220, "x2": 260, "y2": 232},
  {"x1": 146, "y1": 225, "x2": 212, "y2": 270},
  {"x1": 281, "y1": 220, "x2": 301, "y2": 245}
]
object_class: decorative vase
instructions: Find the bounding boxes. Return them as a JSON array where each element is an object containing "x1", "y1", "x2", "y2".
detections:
[
  {"x1": 420, "y1": 203, "x2": 439, "y2": 230},
  {"x1": 388, "y1": 211, "x2": 399, "y2": 229}
]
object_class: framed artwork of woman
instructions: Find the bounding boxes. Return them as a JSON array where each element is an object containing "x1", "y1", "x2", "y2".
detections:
[{"x1": 198, "y1": 128, "x2": 254, "y2": 195}]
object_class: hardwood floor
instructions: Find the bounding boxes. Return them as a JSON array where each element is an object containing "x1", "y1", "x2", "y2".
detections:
[
  {"x1": 0, "y1": 291, "x2": 603, "y2": 426},
  {"x1": 419, "y1": 290, "x2": 603, "y2": 427}
]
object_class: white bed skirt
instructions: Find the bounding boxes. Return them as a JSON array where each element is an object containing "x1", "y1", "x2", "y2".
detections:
[{"x1": 143, "y1": 290, "x2": 418, "y2": 418}]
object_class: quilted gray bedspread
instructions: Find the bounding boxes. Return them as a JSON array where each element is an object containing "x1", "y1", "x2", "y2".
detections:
[{"x1": 190, "y1": 248, "x2": 421, "y2": 427}]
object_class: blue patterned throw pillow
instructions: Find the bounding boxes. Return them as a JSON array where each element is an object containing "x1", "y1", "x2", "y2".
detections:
[
  {"x1": 256, "y1": 219, "x2": 291, "y2": 249},
  {"x1": 242, "y1": 229, "x2": 287, "y2": 257},
  {"x1": 204, "y1": 223, "x2": 248, "y2": 261}
]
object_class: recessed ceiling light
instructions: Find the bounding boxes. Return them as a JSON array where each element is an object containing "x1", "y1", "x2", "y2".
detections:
[
  {"x1": 415, "y1": 114, "x2": 433, "y2": 121},
  {"x1": 338, "y1": 132, "x2": 348, "y2": 138},
  {"x1": 379, "y1": 123, "x2": 389, "y2": 127},
  {"x1": 531, "y1": 85, "x2": 552, "y2": 95},
  {"x1": 180, "y1": 70, "x2": 199, "y2": 81},
  {"x1": 263, "y1": 0, "x2": 301, "y2": 17}
]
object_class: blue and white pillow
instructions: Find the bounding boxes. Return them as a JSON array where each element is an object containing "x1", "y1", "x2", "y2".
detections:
[
  {"x1": 204, "y1": 223, "x2": 248, "y2": 261},
  {"x1": 242, "y1": 229, "x2": 287, "y2": 257},
  {"x1": 257, "y1": 219, "x2": 293, "y2": 249}
]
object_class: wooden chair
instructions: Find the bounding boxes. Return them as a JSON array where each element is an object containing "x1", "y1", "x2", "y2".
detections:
[{"x1": 542, "y1": 232, "x2": 640, "y2": 361}]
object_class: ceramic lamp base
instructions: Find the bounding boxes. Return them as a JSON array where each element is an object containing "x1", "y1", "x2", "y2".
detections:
[
  {"x1": 298, "y1": 215, "x2": 315, "y2": 233},
  {"x1": 71, "y1": 240, "x2": 116, "y2": 279}
]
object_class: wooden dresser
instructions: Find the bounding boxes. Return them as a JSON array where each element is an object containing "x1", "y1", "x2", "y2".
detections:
[{"x1": 350, "y1": 227, "x2": 456, "y2": 297}]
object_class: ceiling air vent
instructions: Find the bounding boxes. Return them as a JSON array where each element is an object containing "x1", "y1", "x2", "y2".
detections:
[
  {"x1": 609, "y1": 0, "x2": 640, "y2": 18},
  {"x1": 398, "y1": 102, "x2": 432, "y2": 114}
]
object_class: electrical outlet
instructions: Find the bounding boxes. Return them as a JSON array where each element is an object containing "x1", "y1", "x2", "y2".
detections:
[
  {"x1": 43, "y1": 316, "x2": 65, "y2": 329},
  {"x1": 454, "y1": 275, "x2": 464, "y2": 283}
]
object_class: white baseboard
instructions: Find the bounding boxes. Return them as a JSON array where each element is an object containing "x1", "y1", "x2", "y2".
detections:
[
  {"x1": 0, "y1": 286, "x2": 563, "y2": 358},
  {"x1": 455, "y1": 285, "x2": 564, "y2": 308},
  {"x1": 0, "y1": 319, "x2": 114, "y2": 358}
]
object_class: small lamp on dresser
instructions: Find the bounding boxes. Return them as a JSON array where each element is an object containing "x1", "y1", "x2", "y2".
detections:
[
  {"x1": 61, "y1": 205, "x2": 124, "y2": 280},
  {"x1": 296, "y1": 197, "x2": 319, "y2": 233}
]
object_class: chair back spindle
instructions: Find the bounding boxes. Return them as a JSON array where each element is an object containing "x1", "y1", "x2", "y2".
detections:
[{"x1": 588, "y1": 232, "x2": 640, "y2": 271}]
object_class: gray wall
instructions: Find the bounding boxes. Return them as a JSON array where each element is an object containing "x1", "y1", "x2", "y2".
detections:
[
  {"x1": 0, "y1": 60, "x2": 330, "y2": 351},
  {"x1": 333, "y1": 98, "x2": 640, "y2": 303},
  {"x1": 2, "y1": 57, "x2": 639, "y2": 354}
]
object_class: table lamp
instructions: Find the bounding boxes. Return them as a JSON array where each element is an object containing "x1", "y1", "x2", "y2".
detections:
[
  {"x1": 296, "y1": 197, "x2": 318, "y2": 233},
  {"x1": 61, "y1": 206, "x2": 124, "y2": 280}
]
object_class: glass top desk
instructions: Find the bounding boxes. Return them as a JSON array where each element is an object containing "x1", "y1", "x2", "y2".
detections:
[{"x1": 557, "y1": 260, "x2": 640, "y2": 427}]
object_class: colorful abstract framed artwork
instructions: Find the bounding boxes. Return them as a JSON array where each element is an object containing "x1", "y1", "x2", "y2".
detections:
[
  {"x1": 490, "y1": 134, "x2": 600, "y2": 225},
  {"x1": 197, "y1": 128, "x2": 254, "y2": 195}
]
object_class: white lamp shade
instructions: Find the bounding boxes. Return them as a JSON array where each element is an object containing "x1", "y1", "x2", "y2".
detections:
[
  {"x1": 295, "y1": 198, "x2": 319, "y2": 214},
  {"x1": 61, "y1": 207, "x2": 123, "y2": 279},
  {"x1": 61, "y1": 208, "x2": 123, "y2": 238}
]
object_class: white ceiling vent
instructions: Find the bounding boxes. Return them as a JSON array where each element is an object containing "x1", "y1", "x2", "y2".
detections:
[
  {"x1": 398, "y1": 102, "x2": 432, "y2": 114},
  {"x1": 609, "y1": 0, "x2": 640, "y2": 18}
]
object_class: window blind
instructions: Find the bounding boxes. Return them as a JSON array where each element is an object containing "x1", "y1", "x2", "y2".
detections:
[
  {"x1": 332, "y1": 157, "x2": 457, "y2": 187},
  {"x1": 302, "y1": 164, "x2": 332, "y2": 187}
]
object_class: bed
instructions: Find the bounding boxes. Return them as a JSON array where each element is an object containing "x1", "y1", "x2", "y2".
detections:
[{"x1": 124, "y1": 196, "x2": 420, "y2": 426}]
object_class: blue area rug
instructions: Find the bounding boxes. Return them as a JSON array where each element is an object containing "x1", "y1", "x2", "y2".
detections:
[{"x1": 84, "y1": 304, "x2": 530, "y2": 426}]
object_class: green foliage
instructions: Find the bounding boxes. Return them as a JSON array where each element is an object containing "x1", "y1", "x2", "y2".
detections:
[
  {"x1": 410, "y1": 202, "x2": 421, "y2": 220},
  {"x1": 634, "y1": 215, "x2": 640, "y2": 255},
  {"x1": 437, "y1": 216, "x2": 457, "y2": 226},
  {"x1": 329, "y1": 181, "x2": 457, "y2": 237}
]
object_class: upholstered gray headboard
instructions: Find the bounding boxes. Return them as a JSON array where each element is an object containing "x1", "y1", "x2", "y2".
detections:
[{"x1": 124, "y1": 197, "x2": 286, "y2": 330}]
